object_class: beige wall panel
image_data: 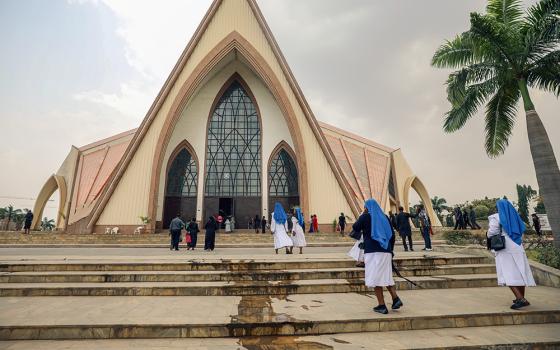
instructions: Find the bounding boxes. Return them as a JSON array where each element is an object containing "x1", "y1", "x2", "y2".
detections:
[{"x1": 99, "y1": 0, "x2": 353, "y2": 225}]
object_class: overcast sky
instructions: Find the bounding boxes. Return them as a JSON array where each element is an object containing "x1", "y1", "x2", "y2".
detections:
[{"x1": 0, "y1": 0, "x2": 558, "y2": 219}]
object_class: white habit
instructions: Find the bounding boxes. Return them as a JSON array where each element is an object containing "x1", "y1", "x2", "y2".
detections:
[
  {"x1": 271, "y1": 217, "x2": 293, "y2": 249},
  {"x1": 348, "y1": 237, "x2": 364, "y2": 262},
  {"x1": 290, "y1": 217, "x2": 307, "y2": 247},
  {"x1": 487, "y1": 213, "x2": 536, "y2": 287},
  {"x1": 364, "y1": 252, "x2": 394, "y2": 287}
]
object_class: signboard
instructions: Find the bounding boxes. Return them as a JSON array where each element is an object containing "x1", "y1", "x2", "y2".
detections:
[{"x1": 537, "y1": 214, "x2": 551, "y2": 231}]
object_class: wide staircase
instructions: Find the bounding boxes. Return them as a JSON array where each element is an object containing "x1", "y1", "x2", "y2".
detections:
[
  {"x1": 0, "y1": 249, "x2": 558, "y2": 348},
  {"x1": 0, "y1": 231, "x2": 355, "y2": 248}
]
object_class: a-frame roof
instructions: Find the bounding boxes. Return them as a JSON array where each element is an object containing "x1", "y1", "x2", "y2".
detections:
[{"x1": 86, "y1": 0, "x2": 361, "y2": 230}]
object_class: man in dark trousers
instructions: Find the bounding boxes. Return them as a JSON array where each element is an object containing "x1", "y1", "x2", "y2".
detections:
[
  {"x1": 395, "y1": 206, "x2": 415, "y2": 251},
  {"x1": 338, "y1": 213, "x2": 346, "y2": 236},
  {"x1": 261, "y1": 215, "x2": 267, "y2": 234},
  {"x1": 388, "y1": 211, "x2": 397, "y2": 229},
  {"x1": 453, "y1": 207, "x2": 463, "y2": 230},
  {"x1": 23, "y1": 210, "x2": 33, "y2": 234},
  {"x1": 462, "y1": 208, "x2": 472, "y2": 229},
  {"x1": 169, "y1": 213, "x2": 185, "y2": 251},
  {"x1": 532, "y1": 213, "x2": 542, "y2": 236},
  {"x1": 254, "y1": 215, "x2": 261, "y2": 234},
  {"x1": 469, "y1": 206, "x2": 481, "y2": 229}
]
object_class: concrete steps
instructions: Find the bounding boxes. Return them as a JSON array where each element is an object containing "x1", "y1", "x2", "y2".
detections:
[
  {"x1": 0, "y1": 255, "x2": 490, "y2": 272},
  {"x1": 0, "y1": 264, "x2": 496, "y2": 283},
  {"x1": 1, "y1": 287, "x2": 559, "y2": 340},
  {"x1": 2, "y1": 324, "x2": 559, "y2": 349}
]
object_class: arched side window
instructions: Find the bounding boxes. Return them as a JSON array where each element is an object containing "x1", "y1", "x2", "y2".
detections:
[
  {"x1": 205, "y1": 80, "x2": 261, "y2": 197},
  {"x1": 269, "y1": 149, "x2": 298, "y2": 196},
  {"x1": 166, "y1": 148, "x2": 198, "y2": 197}
]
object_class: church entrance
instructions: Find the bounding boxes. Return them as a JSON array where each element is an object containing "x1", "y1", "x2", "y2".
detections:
[{"x1": 203, "y1": 76, "x2": 262, "y2": 231}]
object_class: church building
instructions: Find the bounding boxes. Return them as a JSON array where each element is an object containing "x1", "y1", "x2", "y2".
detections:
[{"x1": 32, "y1": 0, "x2": 440, "y2": 233}]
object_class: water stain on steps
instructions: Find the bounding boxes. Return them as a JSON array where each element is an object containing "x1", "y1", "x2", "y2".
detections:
[{"x1": 230, "y1": 295, "x2": 334, "y2": 349}]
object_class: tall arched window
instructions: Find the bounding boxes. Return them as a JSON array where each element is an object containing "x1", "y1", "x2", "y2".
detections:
[
  {"x1": 166, "y1": 149, "x2": 198, "y2": 197},
  {"x1": 268, "y1": 147, "x2": 299, "y2": 212},
  {"x1": 269, "y1": 149, "x2": 298, "y2": 196},
  {"x1": 163, "y1": 147, "x2": 198, "y2": 228},
  {"x1": 205, "y1": 80, "x2": 261, "y2": 197}
]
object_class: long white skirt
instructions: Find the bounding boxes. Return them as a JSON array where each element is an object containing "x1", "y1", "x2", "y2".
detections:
[
  {"x1": 364, "y1": 252, "x2": 394, "y2": 287},
  {"x1": 348, "y1": 238, "x2": 364, "y2": 262},
  {"x1": 291, "y1": 224, "x2": 307, "y2": 247},
  {"x1": 495, "y1": 235, "x2": 536, "y2": 287}
]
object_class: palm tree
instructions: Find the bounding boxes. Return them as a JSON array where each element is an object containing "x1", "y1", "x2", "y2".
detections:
[
  {"x1": 1, "y1": 205, "x2": 23, "y2": 231},
  {"x1": 431, "y1": 196, "x2": 449, "y2": 215},
  {"x1": 40, "y1": 217, "x2": 55, "y2": 231},
  {"x1": 431, "y1": 0, "x2": 560, "y2": 247}
]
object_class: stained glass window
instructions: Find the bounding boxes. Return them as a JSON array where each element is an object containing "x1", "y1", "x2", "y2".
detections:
[
  {"x1": 269, "y1": 149, "x2": 298, "y2": 196},
  {"x1": 205, "y1": 80, "x2": 261, "y2": 197},
  {"x1": 166, "y1": 148, "x2": 198, "y2": 196}
]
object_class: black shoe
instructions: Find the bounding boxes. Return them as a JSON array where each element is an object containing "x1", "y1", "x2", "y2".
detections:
[
  {"x1": 392, "y1": 297, "x2": 403, "y2": 310},
  {"x1": 511, "y1": 298, "x2": 530, "y2": 310},
  {"x1": 373, "y1": 304, "x2": 388, "y2": 314},
  {"x1": 410, "y1": 248, "x2": 414, "y2": 251},
  {"x1": 404, "y1": 248, "x2": 409, "y2": 252}
]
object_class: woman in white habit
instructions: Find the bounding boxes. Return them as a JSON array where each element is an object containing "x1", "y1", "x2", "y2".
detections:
[
  {"x1": 271, "y1": 202, "x2": 293, "y2": 254},
  {"x1": 352, "y1": 198, "x2": 402, "y2": 315},
  {"x1": 487, "y1": 199, "x2": 535, "y2": 309},
  {"x1": 290, "y1": 208, "x2": 307, "y2": 254}
]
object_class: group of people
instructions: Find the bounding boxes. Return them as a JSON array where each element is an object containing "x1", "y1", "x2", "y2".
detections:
[
  {"x1": 348, "y1": 197, "x2": 535, "y2": 314},
  {"x1": 251, "y1": 215, "x2": 268, "y2": 233},
  {"x1": 453, "y1": 206, "x2": 482, "y2": 230},
  {"x1": 385, "y1": 205, "x2": 433, "y2": 253},
  {"x1": 270, "y1": 203, "x2": 307, "y2": 254},
  {"x1": 168, "y1": 214, "x2": 219, "y2": 251}
]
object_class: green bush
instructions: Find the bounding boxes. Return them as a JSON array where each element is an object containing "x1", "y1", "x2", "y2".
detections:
[
  {"x1": 529, "y1": 245, "x2": 560, "y2": 270},
  {"x1": 473, "y1": 205, "x2": 489, "y2": 219},
  {"x1": 443, "y1": 230, "x2": 486, "y2": 246}
]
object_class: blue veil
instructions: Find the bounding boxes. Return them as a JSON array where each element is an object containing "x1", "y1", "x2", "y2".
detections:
[
  {"x1": 497, "y1": 199, "x2": 525, "y2": 245},
  {"x1": 295, "y1": 208, "x2": 304, "y2": 227},
  {"x1": 365, "y1": 199, "x2": 392, "y2": 250},
  {"x1": 273, "y1": 202, "x2": 287, "y2": 225}
]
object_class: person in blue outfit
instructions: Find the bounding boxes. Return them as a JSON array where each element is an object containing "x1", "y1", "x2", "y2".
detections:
[
  {"x1": 487, "y1": 199, "x2": 535, "y2": 310},
  {"x1": 352, "y1": 199, "x2": 402, "y2": 314}
]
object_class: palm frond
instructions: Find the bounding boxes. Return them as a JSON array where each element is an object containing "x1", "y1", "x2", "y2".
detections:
[
  {"x1": 527, "y1": 54, "x2": 560, "y2": 96},
  {"x1": 487, "y1": 0, "x2": 523, "y2": 26},
  {"x1": 444, "y1": 75, "x2": 497, "y2": 132},
  {"x1": 470, "y1": 13, "x2": 518, "y2": 66},
  {"x1": 484, "y1": 82, "x2": 520, "y2": 157},
  {"x1": 522, "y1": 0, "x2": 560, "y2": 64},
  {"x1": 524, "y1": 0, "x2": 560, "y2": 29},
  {"x1": 432, "y1": 33, "x2": 481, "y2": 68}
]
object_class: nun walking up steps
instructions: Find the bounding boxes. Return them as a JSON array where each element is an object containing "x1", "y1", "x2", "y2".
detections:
[
  {"x1": 352, "y1": 199, "x2": 402, "y2": 315},
  {"x1": 290, "y1": 208, "x2": 307, "y2": 254},
  {"x1": 487, "y1": 199, "x2": 536, "y2": 310},
  {"x1": 271, "y1": 202, "x2": 293, "y2": 254}
]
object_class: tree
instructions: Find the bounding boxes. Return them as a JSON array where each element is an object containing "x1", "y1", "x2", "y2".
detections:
[
  {"x1": 472, "y1": 197, "x2": 500, "y2": 215},
  {"x1": 432, "y1": 0, "x2": 560, "y2": 247},
  {"x1": 40, "y1": 217, "x2": 55, "y2": 231},
  {"x1": 517, "y1": 184, "x2": 537, "y2": 223},
  {"x1": 1, "y1": 205, "x2": 22, "y2": 231},
  {"x1": 431, "y1": 196, "x2": 449, "y2": 214},
  {"x1": 535, "y1": 195, "x2": 547, "y2": 214}
]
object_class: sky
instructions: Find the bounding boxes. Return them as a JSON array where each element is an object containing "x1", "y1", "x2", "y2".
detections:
[{"x1": 0, "y1": 0, "x2": 558, "y2": 220}]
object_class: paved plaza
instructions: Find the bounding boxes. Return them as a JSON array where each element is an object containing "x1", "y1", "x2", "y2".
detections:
[{"x1": 0, "y1": 244, "x2": 559, "y2": 349}]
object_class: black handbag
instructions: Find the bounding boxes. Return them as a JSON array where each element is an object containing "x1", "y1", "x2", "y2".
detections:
[
  {"x1": 488, "y1": 234, "x2": 506, "y2": 251},
  {"x1": 349, "y1": 230, "x2": 362, "y2": 241}
]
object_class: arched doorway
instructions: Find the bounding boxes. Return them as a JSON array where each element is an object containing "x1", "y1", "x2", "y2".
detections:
[
  {"x1": 402, "y1": 176, "x2": 441, "y2": 227},
  {"x1": 163, "y1": 145, "x2": 198, "y2": 228},
  {"x1": 32, "y1": 175, "x2": 67, "y2": 230},
  {"x1": 204, "y1": 77, "x2": 261, "y2": 225},
  {"x1": 268, "y1": 144, "x2": 299, "y2": 214}
]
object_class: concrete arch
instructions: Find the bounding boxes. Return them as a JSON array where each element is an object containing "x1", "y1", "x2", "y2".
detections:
[
  {"x1": 32, "y1": 175, "x2": 67, "y2": 230},
  {"x1": 402, "y1": 176, "x2": 441, "y2": 227}
]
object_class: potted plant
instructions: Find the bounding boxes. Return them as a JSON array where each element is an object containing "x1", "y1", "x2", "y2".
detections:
[{"x1": 138, "y1": 216, "x2": 151, "y2": 234}]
